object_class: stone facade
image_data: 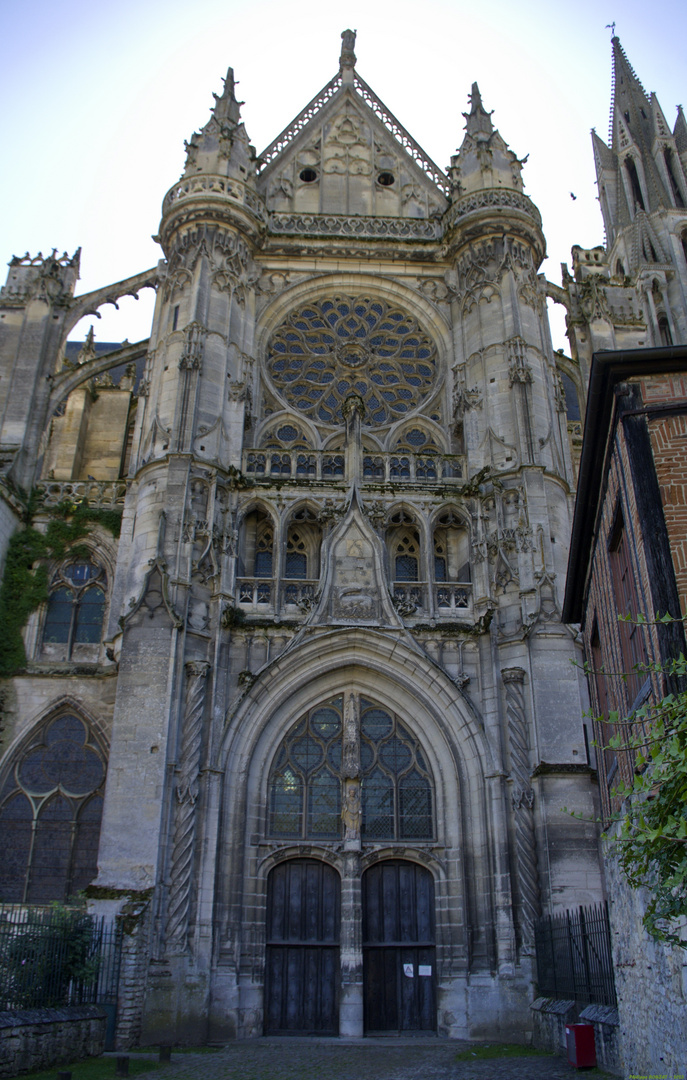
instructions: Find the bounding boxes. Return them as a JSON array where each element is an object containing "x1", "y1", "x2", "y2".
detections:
[{"x1": 0, "y1": 31, "x2": 684, "y2": 1049}]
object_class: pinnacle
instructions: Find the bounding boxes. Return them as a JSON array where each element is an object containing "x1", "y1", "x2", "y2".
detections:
[
  {"x1": 463, "y1": 82, "x2": 494, "y2": 138},
  {"x1": 212, "y1": 66, "x2": 242, "y2": 126},
  {"x1": 339, "y1": 28, "x2": 357, "y2": 71}
]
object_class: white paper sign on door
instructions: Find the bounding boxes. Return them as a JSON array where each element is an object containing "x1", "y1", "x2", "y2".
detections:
[
  {"x1": 418, "y1": 965, "x2": 432, "y2": 977},
  {"x1": 403, "y1": 963, "x2": 414, "y2": 977}
]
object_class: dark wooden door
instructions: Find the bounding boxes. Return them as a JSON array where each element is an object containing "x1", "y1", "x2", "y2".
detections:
[
  {"x1": 363, "y1": 860, "x2": 436, "y2": 1033},
  {"x1": 265, "y1": 859, "x2": 340, "y2": 1034}
]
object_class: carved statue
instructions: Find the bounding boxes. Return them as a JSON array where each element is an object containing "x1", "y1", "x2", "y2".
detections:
[{"x1": 341, "y1": 779, "x2": 362, "y2": 843}]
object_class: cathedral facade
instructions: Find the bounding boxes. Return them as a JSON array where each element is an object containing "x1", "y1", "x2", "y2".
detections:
[{"x1": 0, "y1": 32, "x2": 685, "y2": 1045}]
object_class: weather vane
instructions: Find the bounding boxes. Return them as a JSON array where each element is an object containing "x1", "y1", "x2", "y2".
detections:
[{"x1": 605, "y1": 22, "x2": 616, "y2": 37}]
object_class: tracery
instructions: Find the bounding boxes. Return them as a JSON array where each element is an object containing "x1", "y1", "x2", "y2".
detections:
[{"x1": 266, "y1": 296, "x2": 438, "y2": 426}]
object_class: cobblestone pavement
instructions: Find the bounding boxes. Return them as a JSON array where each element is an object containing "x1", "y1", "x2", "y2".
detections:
[{"x1": 129, "y1": 1038, "x2": 614, "y2": 1080}]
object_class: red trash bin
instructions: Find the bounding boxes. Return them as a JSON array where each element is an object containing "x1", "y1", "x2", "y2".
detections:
[{"x1": 566, "y1": 1023, "x2": 597, "y2": 1068}]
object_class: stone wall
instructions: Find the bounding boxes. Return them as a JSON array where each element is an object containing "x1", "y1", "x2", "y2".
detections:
[
  {"x1": 605, "y1": 847, "x2": 687, "y2": 1079},
  {"x1": 529, "y1": 998, "x2": 621, "y2": 1075},
  {"x1": 0, "y1": 1005, "x2": 106, "y2": 1077}
]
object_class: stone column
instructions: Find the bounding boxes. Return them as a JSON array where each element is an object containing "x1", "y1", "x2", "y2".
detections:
[
  {"x1": 501, "y1": 666, "x2": 540, "y2": 948},
  {"x1": 166, "y1": 660, "x2": 211, "y2": 950},
  {"x1": 339, "y1": 690, "x2": 363, "y2": 1036},
  {"x1": 343, "y1": 395, "x2": 364, "y2": 484}
]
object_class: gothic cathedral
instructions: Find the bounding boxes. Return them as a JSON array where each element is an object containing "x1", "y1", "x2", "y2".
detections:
[{"x1": 0, "y1": 32, "x2": 685, "y2": 1044}]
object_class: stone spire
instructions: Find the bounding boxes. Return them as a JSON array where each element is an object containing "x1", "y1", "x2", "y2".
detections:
[
  {"x1": 180, "y1": 66, "x2": 255, "y2": 182},
  {"x1": 447, "y1": 83, "x2": 527, "y2": 198}
]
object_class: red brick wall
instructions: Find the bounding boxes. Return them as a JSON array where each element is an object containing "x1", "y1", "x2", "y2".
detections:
[{"x1": 641, "y1": 379, "x2": 687, "y2": 616}]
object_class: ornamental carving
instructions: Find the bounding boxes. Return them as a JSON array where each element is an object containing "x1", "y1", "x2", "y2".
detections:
[{"x1": 266, "y1": 296, "x2": 438, "y2": 426}]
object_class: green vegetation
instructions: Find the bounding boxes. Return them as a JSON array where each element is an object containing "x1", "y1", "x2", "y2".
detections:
[
  {"x1": 0, "y1": 492, "x2": 122, "y2": 677},
  {"x1": 573, "y1": 618, "x2": 687, "y2": 948}
]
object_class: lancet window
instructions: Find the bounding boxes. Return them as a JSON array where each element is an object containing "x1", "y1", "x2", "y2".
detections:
[
  {"x1": 268, "y1": 696, "x2": 433, "y2": 842},
  {"x1": 42, "y1": 559, "x2": 106, "y2": 658},
  {"x1": 386, "y1": 511, "x2": 421, "y2": 584},
  {"x1": 0, "y1": 712, "x2": 107, "y2": 903},
  {"x1": 284, "y1": 507, "x2": 321, "y2": 581}
]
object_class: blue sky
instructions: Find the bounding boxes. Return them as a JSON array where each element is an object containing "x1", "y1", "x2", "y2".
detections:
[{"x1": 2, "y1": 0, "x2": 686, "y2": 349}]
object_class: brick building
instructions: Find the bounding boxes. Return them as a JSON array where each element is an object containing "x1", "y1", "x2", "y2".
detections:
[{"x1": 562, "y1": 347, "x2": 687, "y2": 1074}]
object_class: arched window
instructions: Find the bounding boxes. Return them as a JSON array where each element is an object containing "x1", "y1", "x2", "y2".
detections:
[
  {"x1": 284, "y1": 507, "x2": 321, "y2": 581},
  {"x1": 433, "y1": 512, "x2": 471, "y2": 611},
  {"x1": 360, "y1": 701, "x2": 433, "y2": 840},
  {"x1": 240, "y1": 509, "x2": 274, "y2": 578},
  {"x1": 625, "y1": 157, "x2": 645, "y2": 212},
  {"x1": 658, "y1": 315, "x2": 673, "y2": 347},
  {"x1": 433, "y1": 513, "x2": 470, "y2": 584},
  {"x1": 42, "y1": 560, "x2": 106, "y2": 658},
  {"x1": 0, "y1": 713, "x2": 107, "y2": 902},
  {"x1": 663, "y1": 148, "x2": 685, "y2": 208},
  {"x1": 387, "y1": 511, "x2": 420, "y2": 583},
  {"x1": 267, "y1": 697, "x2": 433, "y2": 842}
]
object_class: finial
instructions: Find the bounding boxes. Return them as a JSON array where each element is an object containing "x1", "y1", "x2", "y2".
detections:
[
  {"x1": 605, "y1": 21, "x2": 616, "y2": 38},
  {"x1": 463, "y1": 82, "x2": 494, "y2": 137},
  {"x1": 340, "y1": 28, "x2": 357, "y2": 70}
]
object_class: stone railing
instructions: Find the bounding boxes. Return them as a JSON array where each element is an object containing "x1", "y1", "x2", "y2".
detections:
[
  {"x1": 35, "y1": 480, "x2": 129, "y2": 509},
  {"x1": 162, "y1": 175, "x2": 267, "y2": 224},
  {"x1": 243, "y1": 450, "x2": 464, "y2": 484},
  {"x1": 435, "y1": 582, "x2": 472, "y2": 612},
  {"x1": 237, "y1": 577, "x2": 274, "y2": 608}
]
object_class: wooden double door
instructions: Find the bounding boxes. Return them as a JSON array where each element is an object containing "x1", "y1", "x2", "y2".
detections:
[{"x1": 264, "y1": 858, "x2": 435, "y2": 1035}]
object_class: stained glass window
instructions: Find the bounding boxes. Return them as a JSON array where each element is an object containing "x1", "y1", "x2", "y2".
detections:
[
  {"x1": 266, "y1": 297, "x2": 438, "y2": 426},
  {"x1": 42, "y1": 562, "x2": 106, "y2": 656},
  {"x1": 268, "y1": 697, "x2": 433, "y2": 842},
  {"x1": 0, "y1": 713, "x2": 107, "y2": 903}
]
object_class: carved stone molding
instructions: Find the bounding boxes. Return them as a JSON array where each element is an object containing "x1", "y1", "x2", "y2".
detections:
[
  {"x1": 501, "y1": 666, "x2": 541, "y2": 946},
  {"x1": 166, "y1": 661, "x2": 211, "y2": 951}
]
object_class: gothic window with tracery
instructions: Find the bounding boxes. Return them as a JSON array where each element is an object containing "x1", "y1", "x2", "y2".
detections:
[
  {"x1": 284, "y1": 507, "x2": 321, "y2": 581},
  {"x1": 266, "y1": 296, "x2": 438, "y2": 427},
  {"x1": 386, "y1": 512, "x2": 421, "y2": 584},
  {"x1": 0, "y1": 713, "x2": 107, "y2": 902},
  {"x1": 239, "y1": 509, "x2": 274, "y2": 581},
  {"x1": 42, "y1": 560, "x2": 106, "y2": 658},
  {"x1": 268, "y1": 697, "x2": 433, "y2": 841}
]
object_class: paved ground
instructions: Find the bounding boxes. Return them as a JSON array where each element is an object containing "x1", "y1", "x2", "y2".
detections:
[{"x1": 121, "y1": 1038, "x2": 614, "y2": 1080}]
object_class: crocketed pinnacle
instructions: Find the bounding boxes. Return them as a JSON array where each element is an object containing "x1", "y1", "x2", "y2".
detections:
[
  {"x1": 180, "y1": 65, "x2": 255, "y2": 182},
  {"x1": 212, "y1": 67, "x2": 242, "y2": 126},
  {"x1": 463, "y1": 83, "x2": 494, "y2": 138}
]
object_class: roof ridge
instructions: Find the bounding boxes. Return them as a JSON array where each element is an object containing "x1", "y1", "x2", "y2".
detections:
[{"x1": 257, "y1": 70, "x2": 449, "y2": 196}]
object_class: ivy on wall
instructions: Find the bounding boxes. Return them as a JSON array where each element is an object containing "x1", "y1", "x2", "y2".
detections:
[{"x1": 0, "y1": 496, "x2": 122, "y2": 677}]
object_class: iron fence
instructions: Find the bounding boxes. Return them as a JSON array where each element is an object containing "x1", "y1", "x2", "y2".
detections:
[
  {"x1": 534, "y1": 902, "x2": 617, "y2": 1007},
  {"x1": 0, "y1": 905, "x2": 122, "y2": 1016}
]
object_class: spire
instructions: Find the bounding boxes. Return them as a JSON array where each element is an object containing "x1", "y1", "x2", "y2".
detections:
[
  {"x1": 464, "y1": 83, "x2": 493, "y2": 138},
  {"x1": 180, "y1": 66, "x2": 255, "y2": 182},
  {"x1": 674, "y1": 105, "x2": 687, "y2": 154},
  {"x1": 448, "y1": 84, "x2": 527, "y2": 198},
  {"x1": 609, "y1": 36, "x2": 651, "y2": 151}
]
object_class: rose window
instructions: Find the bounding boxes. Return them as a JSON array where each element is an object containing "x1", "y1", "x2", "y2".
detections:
[{"x1": 266, "y1": 297, "x2": 438, "y2": 426}]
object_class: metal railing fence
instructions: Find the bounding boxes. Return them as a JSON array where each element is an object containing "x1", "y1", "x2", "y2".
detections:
[
  {"x1": 534, "y1": 902, "x2": 617, "y2": 1007},
  {"x1": 0, "y1": 904, "x2": 122, "y2": 1014}
]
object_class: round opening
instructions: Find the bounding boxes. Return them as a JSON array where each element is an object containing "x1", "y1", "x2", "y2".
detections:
[
  {"x1": 377, "y1": 171, "x2": 395, "y2": 187},
  {"x1": 299, "y1": 168, "x2": 318, "y2": 183}
]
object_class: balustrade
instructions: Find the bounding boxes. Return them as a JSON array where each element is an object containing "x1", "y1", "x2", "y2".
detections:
[{"x1": 243, "y1": 449, "x2": 463, "y2": 484}]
